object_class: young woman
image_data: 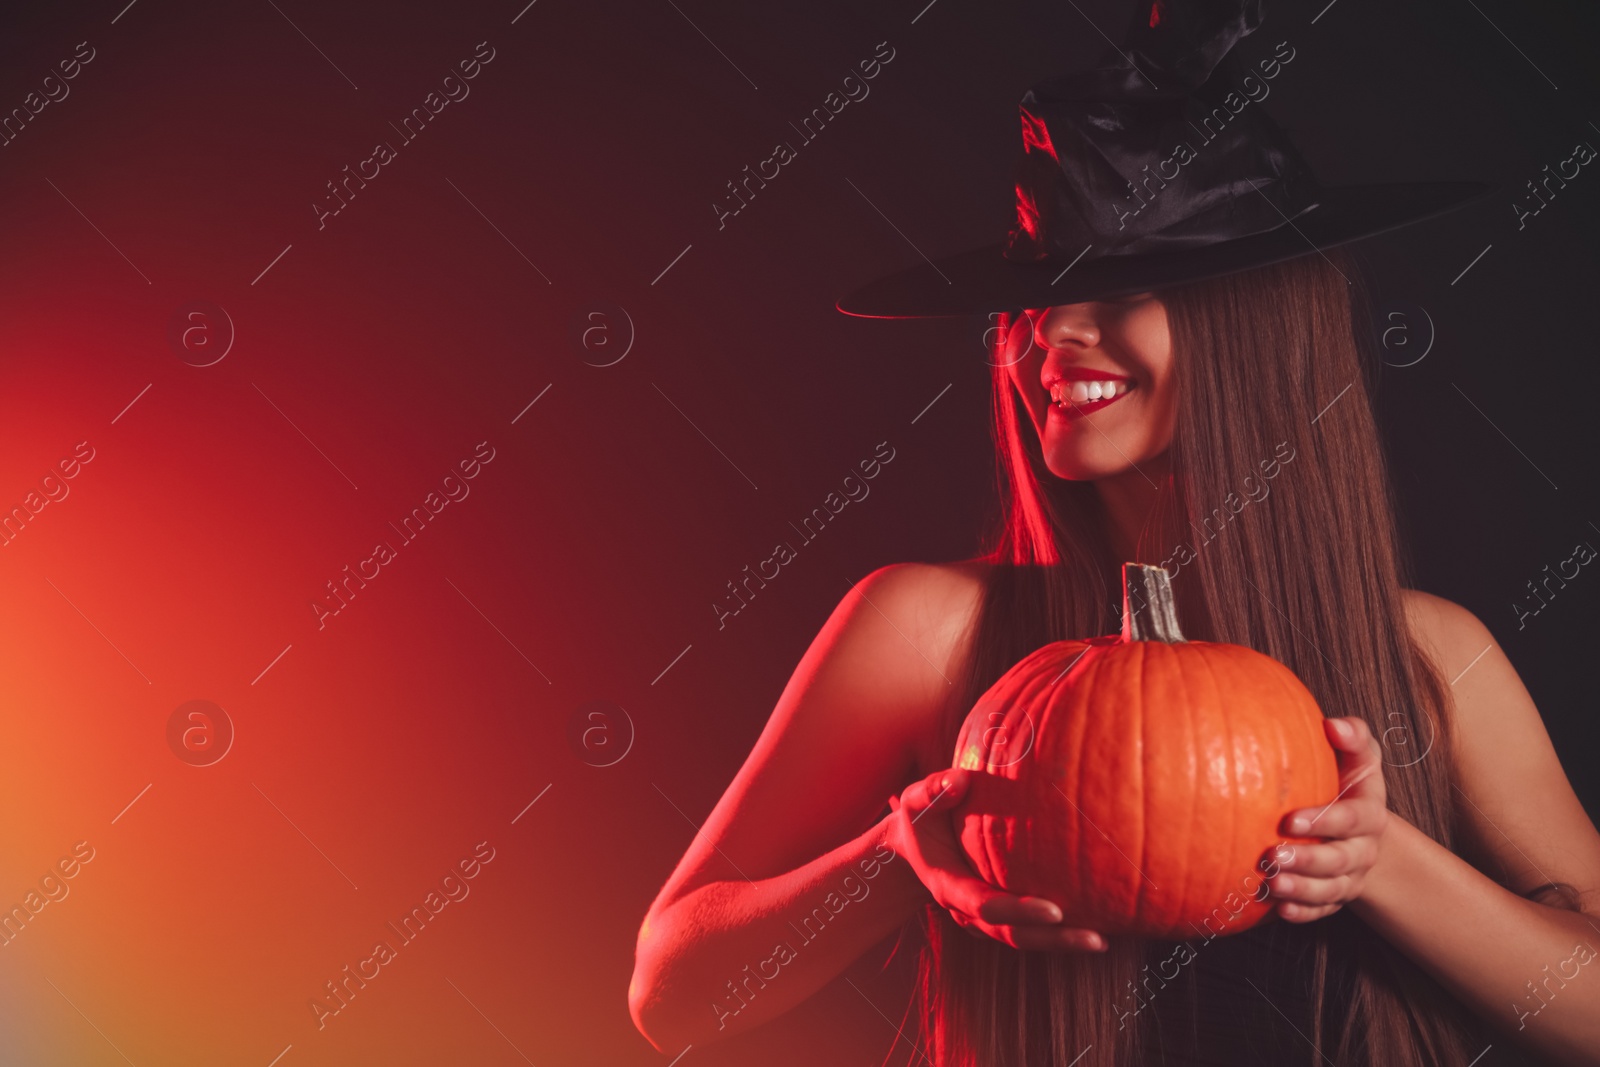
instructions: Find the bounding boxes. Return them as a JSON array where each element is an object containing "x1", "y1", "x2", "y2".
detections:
[
  {"x1": 628, "y1": 247, "x2": 1600, "y2": 1066},
  {"x1": 629, "y1": 5, "x2": 1600, "y2": 1063}
]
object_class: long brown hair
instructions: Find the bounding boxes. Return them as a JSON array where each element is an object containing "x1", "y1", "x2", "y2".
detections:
[{"x1": 904, "y1": 247, "x2": 1564, "y2": 1066}]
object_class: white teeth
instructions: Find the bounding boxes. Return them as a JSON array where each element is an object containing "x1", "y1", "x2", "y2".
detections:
[{"x1": 1052, "y1": 379, "x2": 1127, "y2": 405}]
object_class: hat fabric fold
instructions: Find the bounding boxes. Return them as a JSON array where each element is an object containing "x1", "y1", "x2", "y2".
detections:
[{"x1": 836, "y1": 0, "x2": 1492, "y2": 319}]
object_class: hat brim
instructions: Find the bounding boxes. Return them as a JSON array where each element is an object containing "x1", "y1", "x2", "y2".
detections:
[{"x1": 835, "y1": 182, "x2": 1497, "y2": 319}]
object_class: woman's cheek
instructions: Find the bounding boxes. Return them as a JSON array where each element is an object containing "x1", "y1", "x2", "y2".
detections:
[{"x1": 1143, "y1": 379, "x2": 1179, "y2": 455}]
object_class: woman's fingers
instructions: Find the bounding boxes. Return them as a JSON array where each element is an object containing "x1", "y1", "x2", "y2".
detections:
[
  {"x1": 1004, "y1": 925, "x2": 1106, "y2": 952},
  {"x1": 978, "y1": 894, "x2": 1063, "y2": 926},
  {"x1": 1272, "y1": 839, "x2": 1372, "y2": 879},
  {"x1": 1280, "y1": 800, "x2": 1348, "y2": 839},
  {"x1": 951, "y1": 912, "x2": 1105, "y2": 951},
  {"x1": 1280, "y1": 796, "x2": 1385, "y2": 840},
  {"x1": 928, "y1": 849, "x2": 1104, "y2": 948},
  {"x1": 939, "y1": 875, "x2": 1059, "y2": 926},
  {"x1": 1264, "y1": 718, "x2": 1391, "y2": 926},
  {"x1": 1267, "y1": 834, "x2": 1376, "y2": 916},
  {"x1": 1276, "y1": 900, "x2": 1343, "y2": 923},
  {"x1": 894, "y1": 767, "x2": 1106, "y2": 951},
  {"x1": 1271, "y1": 871, "x2": 1355, "y2": 906},
  {"x1": 1324, "y1": 717, "x2": 1386, "y2": 801},
  {"x1": 926, "y1": 860, "x2": 1055, "y2": 924},
  {"x1": 901, "y1": 768, "x2": 970, "y2": 819},
  {"x1": 936, "y1": 879, "x2": 1106, "y2": 950}
]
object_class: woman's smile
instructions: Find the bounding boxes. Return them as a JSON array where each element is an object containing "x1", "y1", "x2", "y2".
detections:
[{"x1": 1044, "y1": 367, "x2": 1137, "y2": 420}]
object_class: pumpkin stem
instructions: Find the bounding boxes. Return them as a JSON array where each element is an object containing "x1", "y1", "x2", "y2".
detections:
[{"x1": 1122, "y1": 562, "x2": 1186, "y2": 643}]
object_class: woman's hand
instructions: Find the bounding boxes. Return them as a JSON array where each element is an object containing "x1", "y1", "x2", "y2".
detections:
[
  {"x1": 886, "y1": 767, "x2": 1107, "y2": 952},
  {"x1": 1268, "y1": 716, "x2": 1392, "y2": 922}
]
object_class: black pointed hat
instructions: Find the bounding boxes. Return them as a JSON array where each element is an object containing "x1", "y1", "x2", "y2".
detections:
[{"x1": 836, "y1": 0, "x2": 1493, "y2": 318}]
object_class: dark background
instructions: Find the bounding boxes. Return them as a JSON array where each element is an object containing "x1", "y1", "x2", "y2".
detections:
[{"x1": 0, "y1": 0, "x2": 1594, "y2": 1064}]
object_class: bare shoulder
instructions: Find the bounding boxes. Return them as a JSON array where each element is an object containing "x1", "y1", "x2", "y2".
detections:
[
  {"x1": 1399, "y1": 587, "x2": 1511, "y2": 723},
  {"x1": 1398, "y1": 587, "x2": 1515, "y2": 702},
  {"x1": 1399, "y1": 588, "x2": 1491, "y2": 664},
  {"x1": 868, "y1": 556, "x2": 990, "y2": 608},
  {"x1": 865, "y1": 556, "x2": 991, "y2": 598},
  {"x1": 846, "y1": 559, "x2": 991, "y2": 775},
  {"x1": 1398, "y1": 588, "x2": 1600, "y2": 905},
  {"x1": 853, "y1": 558, "x2": 990, "y2": 668}
]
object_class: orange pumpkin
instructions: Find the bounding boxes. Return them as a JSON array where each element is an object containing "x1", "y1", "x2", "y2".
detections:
[{"x1": 950, "y1": 563, "x2": 1339, "y2": 939}]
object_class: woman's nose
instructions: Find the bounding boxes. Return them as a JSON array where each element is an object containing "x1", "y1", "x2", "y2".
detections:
[{"x1": 1035, "y1": 303, "x2": 1101, "y2": 350}]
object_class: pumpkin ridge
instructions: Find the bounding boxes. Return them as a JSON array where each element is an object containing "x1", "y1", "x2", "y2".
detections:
[
  {"x1": 1171, "y1": 641, "x2": 1198, "y2": 938},
  {"x1": 1018, "y1": 646, "x2": 1077, "y2": 767},
  {"x1": 1019, "y1": 658, "x2": 1059, "y2": 885},
  {"x1": 1098, "y1": 646, "x2": 1126, "y2": 922},
  {"x1": 1134, "y1": 638, "x2": 1150, "y2": 929},
  {"x1": 983, "y1": 806, "x2": 1003, "y2": 897},
  {"x1": 1164, "y1": 643, "x2": 1190, "y2": 934},
  {"x1": 1260, "y1": 650, "x2": 1293, "y2": 924},
  {"x1": 1239, "y1": 648, "x2": 1274, "y2": 918},
  {"x1": 1105, "y1": 645, "x2": 1134, "y2": 926},
  {"x1": 1070, "y1": 646, "x2": 1098, "y2": 923},
  {"x1": 1014, "y1": 647, "x2": 1080, "y2": 892},
  {"x1": 1203, "y1": 644, "x2": 1237, "y2": 932},
  {"x1": 1043, "y1": 645, "x2": 1095, "y2": 898}
]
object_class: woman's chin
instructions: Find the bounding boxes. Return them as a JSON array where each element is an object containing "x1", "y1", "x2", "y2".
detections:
[
  {"x1": 1041, "y1": 450, "x2": 1135, "y2": 482},
  {"x1": 1039, "y1": 426, "x2": 1170, "y2": 483}
]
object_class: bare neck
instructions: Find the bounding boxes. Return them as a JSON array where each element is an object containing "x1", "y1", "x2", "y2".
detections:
[{"x1": 1093, "y1": 451, "x2": 1172, "y2": 564}]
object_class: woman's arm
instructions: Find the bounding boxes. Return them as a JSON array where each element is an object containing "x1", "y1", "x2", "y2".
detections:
[
  {"x1": 1351, "y1": 814, "x2": 1600, "y2": 1065},
  {"x1": 1275, "y1": 592, "x2": 1600, "y2": 1066},
  {"x1": 630, "y1": 809, "x2": 927, "y2": 1051},
  {"x1": 1358, "y1": 593, "x2": 1600, "y2": 1065},
  {"x1": 627, "y1": 562, "x2": 981, "y2": 1053}
]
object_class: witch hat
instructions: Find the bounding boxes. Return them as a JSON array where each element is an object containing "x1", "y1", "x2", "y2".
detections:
[{"x1": 836, "y1": 0, "x2": 1493, "y2": 318}]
